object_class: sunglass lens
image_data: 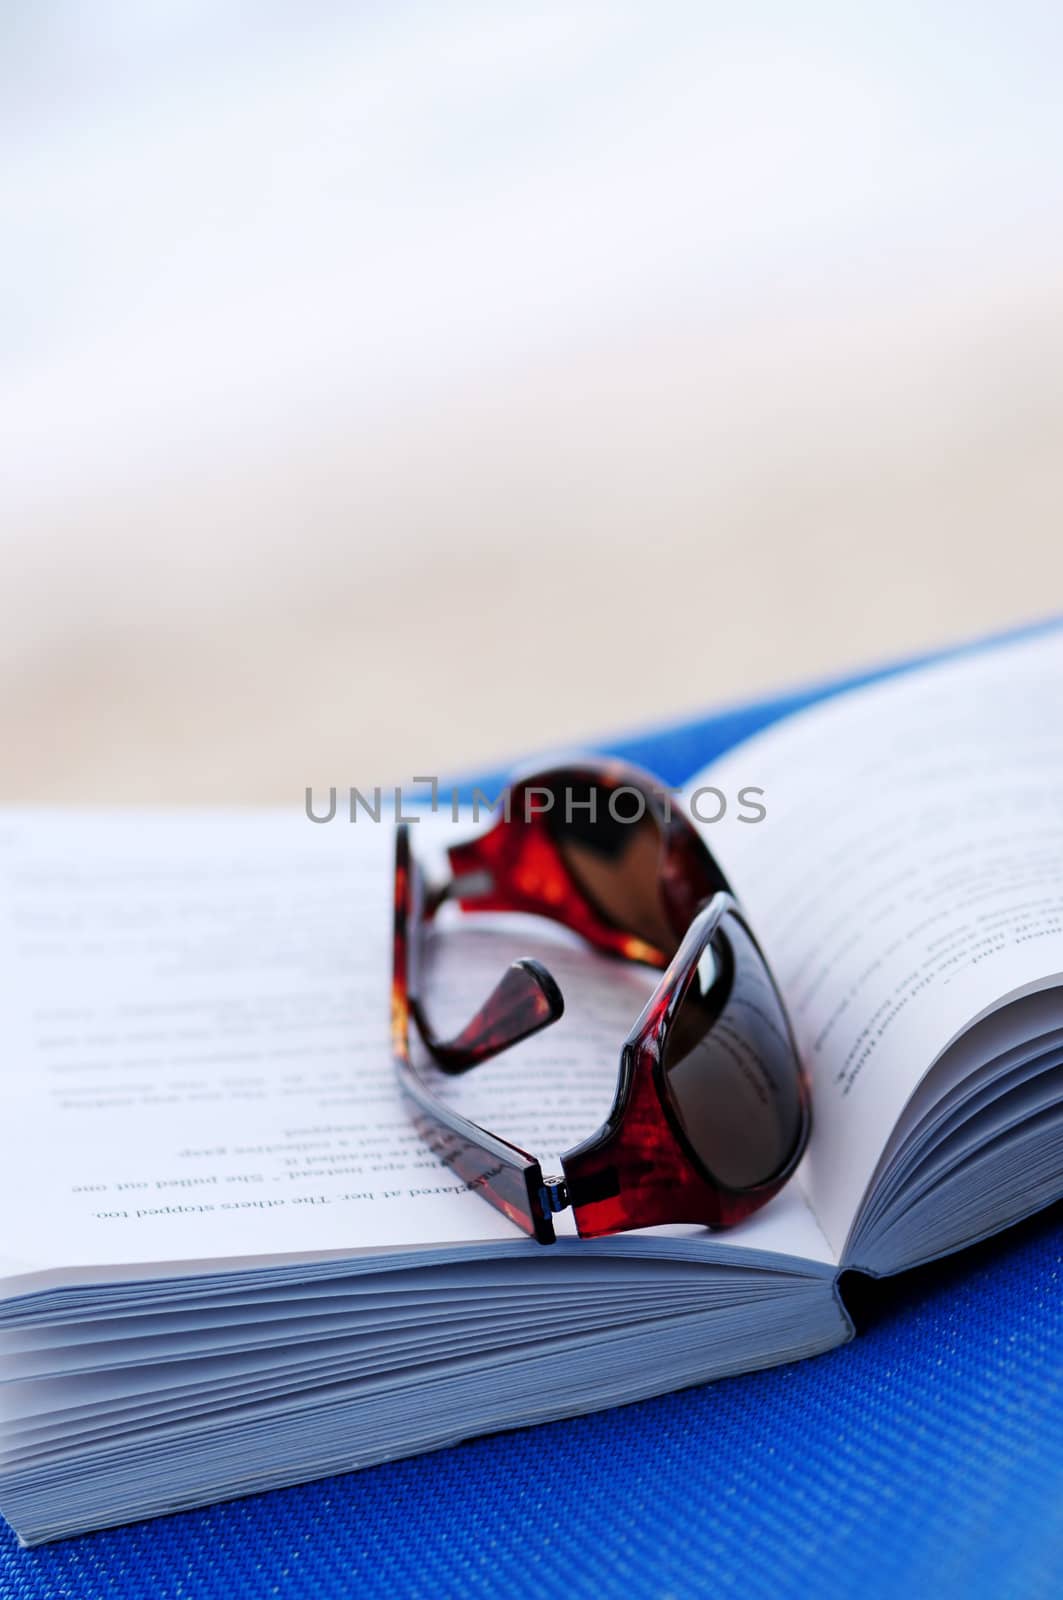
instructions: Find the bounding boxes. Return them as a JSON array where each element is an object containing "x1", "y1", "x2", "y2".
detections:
[
  {"x1": 544, "y1": 776, "x2": 675, "y2": 955},
  {"x1": 661, "y1": 911, "x2": 806, "y2": 1190}
]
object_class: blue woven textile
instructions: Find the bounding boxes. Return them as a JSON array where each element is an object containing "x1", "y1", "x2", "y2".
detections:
[{"x1": 3, "y1": 625, "x2": 1061, "y2": 1600}]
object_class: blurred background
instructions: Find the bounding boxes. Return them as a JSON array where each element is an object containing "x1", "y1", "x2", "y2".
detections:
[{"x1": 2, "y1": 1, "x2": 1062, "y2": 804}]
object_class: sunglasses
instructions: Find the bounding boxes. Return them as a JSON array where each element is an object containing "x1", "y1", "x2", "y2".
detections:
[{"x1": 391, "y1": 760, "x2": 810, "y2": 1244}]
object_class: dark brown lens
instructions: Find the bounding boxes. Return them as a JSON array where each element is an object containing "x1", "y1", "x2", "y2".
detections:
[
  {"x1": 661, "y1": 912, "x2": 805, "y2": 1190},
  {"x1": 543, "y1": 775, "x2": 675, "y2": 955}
]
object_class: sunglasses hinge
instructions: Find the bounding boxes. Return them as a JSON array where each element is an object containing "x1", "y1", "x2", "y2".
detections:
[{"x1": 538, "y1": 1158, "x2": 570, "y2": 1215}]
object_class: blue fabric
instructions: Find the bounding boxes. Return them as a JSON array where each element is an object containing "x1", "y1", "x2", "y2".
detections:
[{"x1": 4, "y1": 623, "x2": 1062, "y2": 1600}]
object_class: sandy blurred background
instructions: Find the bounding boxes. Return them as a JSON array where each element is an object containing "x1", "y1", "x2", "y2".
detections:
[{"x1": 2, "y1": 3, "x2": 1061, "y2": 804}]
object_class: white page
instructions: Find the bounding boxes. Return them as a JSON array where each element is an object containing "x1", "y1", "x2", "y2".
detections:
[
  {"x1": 0, "y1": 810, "x2": 828, "y2": 1284},
  {"x1": 687, "y1": 630, "x2": 1063, "y2": 1257}
]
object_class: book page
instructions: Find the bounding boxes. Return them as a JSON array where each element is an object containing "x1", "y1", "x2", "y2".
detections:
[
  {"x1": 689, "y1": 630, "x2": 1063, "y2": 1257},
  {"x1": 0, "y1": 811, "x2": 829, "y2": 1289}
]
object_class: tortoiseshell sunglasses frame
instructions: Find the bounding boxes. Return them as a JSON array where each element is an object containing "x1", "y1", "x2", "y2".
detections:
[{"x1": 391, "y1": 760, "x2": 810, "y2": 1244}]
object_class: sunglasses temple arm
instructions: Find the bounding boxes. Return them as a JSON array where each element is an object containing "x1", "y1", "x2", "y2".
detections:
[{"x1": 413, "y1": 958, "x2": 564, "y2": 1074}]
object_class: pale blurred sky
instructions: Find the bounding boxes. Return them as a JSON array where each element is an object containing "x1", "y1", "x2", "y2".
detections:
[
  {"x1": 4, "y1": 2, "x2": 1061, "y2": 506},
  {"x1": 2, "y1": 3, "x2": 1062, "y2": 798}
]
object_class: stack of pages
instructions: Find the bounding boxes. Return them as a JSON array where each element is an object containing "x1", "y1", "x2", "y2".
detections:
[{"x1": 1, "y1": 630, "x2": 1061, "y2": 1543}]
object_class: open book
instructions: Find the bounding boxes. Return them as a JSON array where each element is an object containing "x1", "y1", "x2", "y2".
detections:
[{"x1": 1, "y1": 630, "x2": 1061, "y2": 1545}]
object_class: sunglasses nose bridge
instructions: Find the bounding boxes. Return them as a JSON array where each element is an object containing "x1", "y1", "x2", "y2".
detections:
[{"x1": 415, "y1": 957, "x2": 565, "y2": 1075}]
